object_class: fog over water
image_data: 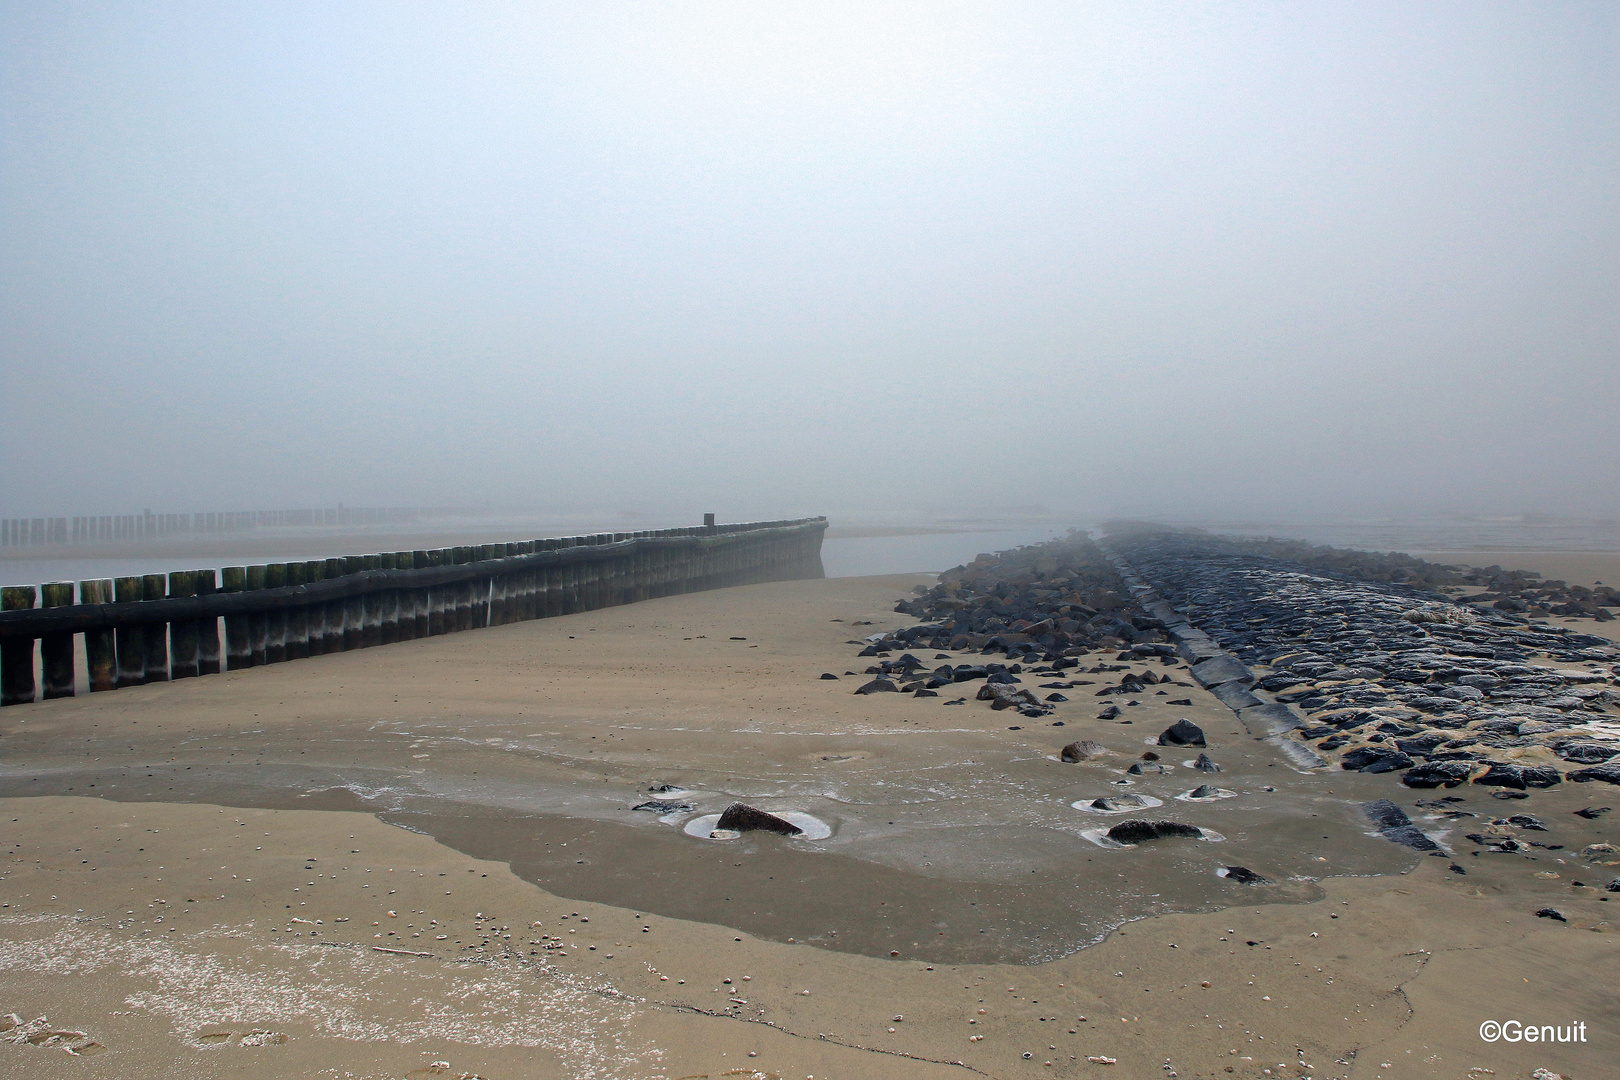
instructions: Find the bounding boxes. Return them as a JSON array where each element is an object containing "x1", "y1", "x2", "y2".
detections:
[{"x1": 2, "y1": 3, "x2": 1616, "y2": 523}]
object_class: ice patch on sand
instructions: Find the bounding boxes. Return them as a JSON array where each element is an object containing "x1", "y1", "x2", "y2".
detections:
[{"x1": 682, "y1": 811, "x2": 832, "y2": 841}]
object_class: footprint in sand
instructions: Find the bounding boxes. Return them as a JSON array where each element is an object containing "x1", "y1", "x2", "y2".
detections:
[
  {"x1": 805, "y1": 749, "x2": 871, "y2": 763},
  {"x1": 194, "y1": 1028, "x2": 290, "y2": 1047},
  {"x1": 1, "y1": 1012, "x2": 106, "y2": 1056},
  {"x1": 404, "y1": 1062, "x2": 487, "y2": 1079}
]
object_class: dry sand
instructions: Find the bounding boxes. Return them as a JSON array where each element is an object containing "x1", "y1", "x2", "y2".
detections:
[{"x1": 1, "y1": 572, "x2": 1616, "y2": 1080}]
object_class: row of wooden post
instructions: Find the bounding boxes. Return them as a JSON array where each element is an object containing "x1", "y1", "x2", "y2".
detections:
[
  {"x1": 0, "y1": 506, "x2": 429, "y2": 547},
  {"x1": 0, "y1": 518, "x2": 826, "y2": 706}
]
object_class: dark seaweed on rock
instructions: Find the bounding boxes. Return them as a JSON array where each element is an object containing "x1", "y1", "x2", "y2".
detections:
[
  {"x1": 1105, "y1": 819, "x2": 1204, "y2": 844},
  {"x1": 715, "y1": 803, "x2": 803, "y2": 836}
]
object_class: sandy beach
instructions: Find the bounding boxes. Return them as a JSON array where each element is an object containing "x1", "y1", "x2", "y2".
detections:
[{"x1": 2, "y1": 570, "x2": 1616, "y2": 1080}]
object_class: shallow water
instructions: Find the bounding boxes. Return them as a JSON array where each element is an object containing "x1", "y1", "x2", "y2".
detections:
[{"x1": 0, "y1": 674, "x2": 1422, "y2": 965}]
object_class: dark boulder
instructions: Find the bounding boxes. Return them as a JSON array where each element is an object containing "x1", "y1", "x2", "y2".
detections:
[
  {"x1": 1222, "y1": 866, "x2": 1270, "y2": 885},
  {"x1": 1567, "y1": 764, "x2": 1620, "y2": 785},
  {"x1": 1362, "y1": 799, "x2": 1413, "y2": 831},
  {"x1": 1105, "y1": 819, "x2": 1204, "y2": 844},
  {"x1": 1534, "y1": 908, "x2": 1567, "y2": 922},
  {"x1": 1187, "y1": 784, "x2": 1222, "y2": 799},
  {"x1": 1189, "y1": 654, "x2": 1255, "y2": 688},
  {"x1": 1362, "y1": 751, "x2": 1415, "y2": 774},
  {"x1": 1158, "y1": 719, "x2": 1206, "y2": 747},
  {"x1": 715, "y1": 803, "x2": 802, "y2": 836},
  {"x1": 1097, "y1": 705, "x2": 1121, "y2": 720},
  {"x1": 1573, "y1": 806, "x2": 1611, "y2": 820},
  {"x1": 1474, "y1": 763, "x2": 1562, "y2": 789},
  {"x1": 632, "y1": 800, "x2": 692, "y2": 813},
  {"x1": 854, "y1": 678, "x2": 899, "y2": 695},
  {"x1": 1210, "y1": 681, "x2": 1263, "y2": 710},
  {"x1": 1401, "y1": 760, "x2": 1475, "y2": 788},
  {"x1": 1192, "y1": 753, "x2": 1221, "y2": 772},
  {"x1": 820, "y1": 673, "x2": 839, "y2": 680},
  {"x1": 1061, "y1": 740, "x2": 1109, "y2": 762},
  {"x1": 1558, "y1": 743, "x2": 1618, "y2": 764},
  {"x1": 1500, "y1": 814, "x2": 1548, "y2": 831},
  {"x1": 1363, "y1": 799, "x2": 1440, "y2": 851},
  {"x1": 1341, "y1": 746, "x2": 1412, "y2": 773},
  {"x1": 1089, "y1": 794, "x2": 1154, "y2": 812}
]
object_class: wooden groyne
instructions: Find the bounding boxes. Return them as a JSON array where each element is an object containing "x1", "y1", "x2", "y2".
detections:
[
  {"x1": 0, "y1": 505, "x2": 432, "y2": 547},
  {"x1": 0, "y1": 517, "x2": 826, "y2": 705}
]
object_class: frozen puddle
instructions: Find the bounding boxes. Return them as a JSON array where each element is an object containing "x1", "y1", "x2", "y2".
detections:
[
  {"x1": 1070, "y1": 794, "x2": 1164, "y2": 814},
  {"x1": 1080, "y1": 826, "x2": 1226, "y2": 849},
  {"x1": 1174, "y1": 786, "x2": 1237, "y2": 802},
  {"x1": 683, "y1": 812, "x2": 832, "y2": 841}
]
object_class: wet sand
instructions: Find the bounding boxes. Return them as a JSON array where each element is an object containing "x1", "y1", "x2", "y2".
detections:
[{"x1": 2, "y1": 573, "x2": 1616, "y2": 1079}]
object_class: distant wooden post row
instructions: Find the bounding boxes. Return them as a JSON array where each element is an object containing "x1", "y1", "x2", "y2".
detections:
[
  {"x1": 0, "y1": 507, "x2": 439, "y2": 548},
  {"x1": 0, "y1": 517, "x2": 827, "y2": 706}
]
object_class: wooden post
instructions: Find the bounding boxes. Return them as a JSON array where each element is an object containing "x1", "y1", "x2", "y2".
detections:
[
  {"x1": 1, "y1": 585, "x2": 37, "y2": 705},
  {"x1": 167, "y1": 570, "x2": 200, "y2": 679},
  {"x1": 337, "y1": 555, "x2": 361, "y2": 650},
  {"x1": 427, "y1": 549, "x2": 448, "y2": 636},
  {"x1": 488, "y1": 560, "x2": 507, "y2": 626},
  {"x1": 386, "y1": 553, "x2": 408, "y2": 643},
  {"x1": 505, "y1": 544, "x2": 522, "y2": 623},
  {"x1": 262, "y1": 563, "x2": 288, "y2": 664},
  {"x1": 378, "y1": 553, "x2": 400, "y2": 645},
  {"x1": 284, "y1": 561, "x2": 309, "y2": 660},
  {"x1": 323, "y1": 558, "x2": 346, "y2": 653},
  {"x1": 410, "y1": 550, "x2": 430, "y2": 638},
  {"x1": 361, "y1": 554, "x2": 383, "y2": 648},
  {"x1": 245, "y1": 565, "x2": 268, "y2": 666},
  {"x1": 221, "y1": 567, "x2": 252, "y2": 670},
  {"x1": 195, "y1": 569, "x2": 221, "y2": 675},
  {"x1": 302, "y1": 560, "x2": 326, "y2": 654},
  {"x1": 80, "y1": 579, "x2": 117, "y2": 691},
  {"x1": 482, "y1": 546, "x2": 504, "y2": 626},
  {"x1": 39, "y1": 581, "x2": 77, "y2": 698},
  {"x1": 584, "y1": 537, "x2": 605, "y2": 610},
  {"x1": 444, "y1": 547, "x2": 463, "y2": 631},
  {"x1": 472, "y1": 545, "x2": 493, "y2": 628},
  {"x1": 563, "y1": 539, "x2": 583, "y2": 614},
  {"x1": 114, "y1": 576, "x2": 147, "y2": 685},
  {"x1": 513, "y1": 542, "x2": 534, "y2": 621},
  {"x1": 141, "y1": 574, "x2": 169, "y2": 680}
]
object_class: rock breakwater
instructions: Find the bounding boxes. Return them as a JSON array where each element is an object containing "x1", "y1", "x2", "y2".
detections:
[{"x1": 1100, "y1": 527, "x2": 1620, "y2": 818}]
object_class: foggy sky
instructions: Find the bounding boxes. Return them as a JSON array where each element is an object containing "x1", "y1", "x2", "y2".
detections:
[{"x1": 2, "y1": 2, "x2": 1616, "y2": 523}]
